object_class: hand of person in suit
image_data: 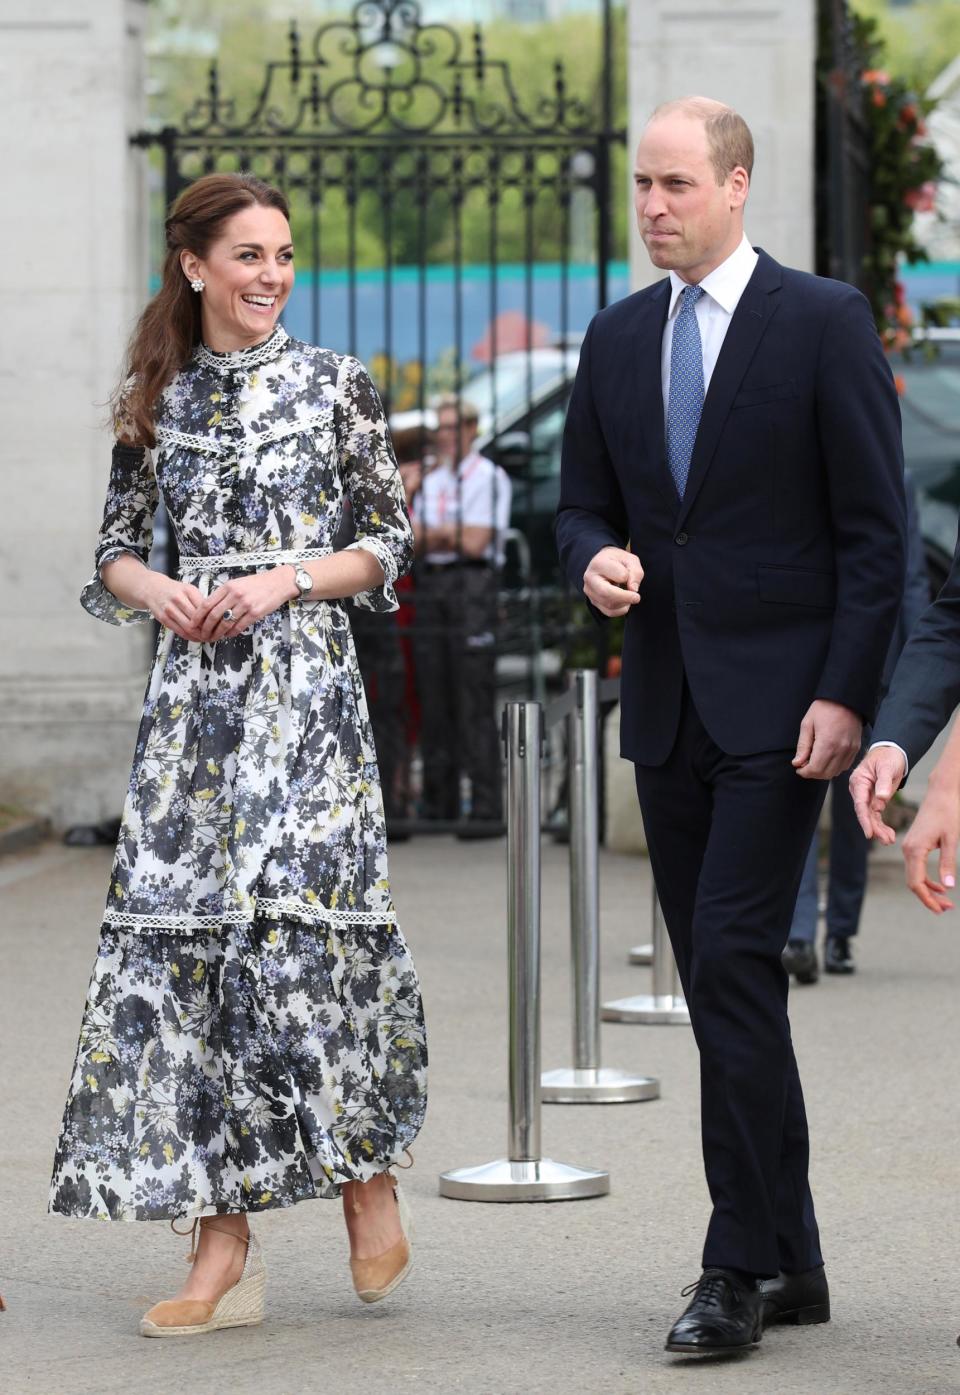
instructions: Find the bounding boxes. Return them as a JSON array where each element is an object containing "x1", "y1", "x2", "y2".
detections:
[
  {"x1": 583, "y1": 547, "x2": 643, "y2": 618},
  {"x1": 792, "y1": 700, "x2": 862, "y2": 781},
  {"x1": 849, "y1": 746, "x2": 907, "y2": 844}
]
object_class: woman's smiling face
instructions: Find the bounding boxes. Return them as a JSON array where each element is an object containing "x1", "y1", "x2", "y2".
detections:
[{"x1": 180, "y1": 203, "x2": 294, "y2": 351}]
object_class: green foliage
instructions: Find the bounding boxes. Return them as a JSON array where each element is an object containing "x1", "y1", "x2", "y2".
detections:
[
  {"x1": 852, "y1": 0, "x2": 960, "y2": 91},
  {"x1": 850, "y1": 12, "x2": 945, "y2": 347}
]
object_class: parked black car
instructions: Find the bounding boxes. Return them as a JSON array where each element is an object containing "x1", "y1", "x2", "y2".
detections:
[{"x1": 477, "y1": 331, "x2": 960, "y2": 601}]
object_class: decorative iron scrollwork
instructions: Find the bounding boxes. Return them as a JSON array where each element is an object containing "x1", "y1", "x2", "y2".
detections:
[{"x1": 176, "y1": 0, "x2": 595, "y2": 140}]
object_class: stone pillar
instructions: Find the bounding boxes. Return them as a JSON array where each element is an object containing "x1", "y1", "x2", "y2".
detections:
[
  {"x1": 626, "y1": 0, "x2": 817, "y2": 290},
  {"x1": 0, "y1": 0, "x2": 150, "y2": 827}
]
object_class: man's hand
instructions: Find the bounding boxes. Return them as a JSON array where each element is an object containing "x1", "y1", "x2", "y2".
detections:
[
  {"x1": 792, "y1": 700, "x2": 863, "y2": 781},
  {"x1": 849, "y1": 746, "x2": 907, "y2": 844},
  {"x1": 900, "y1": 777, "x2": 960, "y2": 914},
  {"x1": 583, "y1": 547, "x2": 643, "y2": 618}
]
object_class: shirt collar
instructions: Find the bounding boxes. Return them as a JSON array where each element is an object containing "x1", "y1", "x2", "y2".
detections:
[{"x1": 666, "y1": 234, "x2": 758, "y2": 319}]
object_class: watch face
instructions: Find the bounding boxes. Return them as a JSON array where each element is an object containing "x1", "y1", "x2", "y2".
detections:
[{"x1": 296, "y1": 566, "x2": 313, "y2": 593}]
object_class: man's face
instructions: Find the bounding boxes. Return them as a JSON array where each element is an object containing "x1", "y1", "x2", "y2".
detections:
[
  {"x1": 436, "y1": 411, "x2": 477, "y2": 463},
  {"x1": 633, "y1": 113, "x2": 748, "y2": 284}
]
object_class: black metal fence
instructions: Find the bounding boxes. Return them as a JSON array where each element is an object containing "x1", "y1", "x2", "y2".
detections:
[
  {"x1": 133, "y1": 0, "x2": 625, "y2": 834},
  {"x1": 816, "y1": 0, "x2": 871, "y2": 292}
]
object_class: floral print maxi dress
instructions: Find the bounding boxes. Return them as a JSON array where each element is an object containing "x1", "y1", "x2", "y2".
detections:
[{"x1": 50, "y1": 326, "x2": 427, "y2": 1222}]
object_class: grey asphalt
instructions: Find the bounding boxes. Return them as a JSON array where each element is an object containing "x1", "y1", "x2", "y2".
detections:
[{"x1": 1, "y1": 828, "x2": 958, "y2": 1395}]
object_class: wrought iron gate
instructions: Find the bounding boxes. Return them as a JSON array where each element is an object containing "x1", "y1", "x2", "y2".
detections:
[
  {"x1": 133, "y1": 0, "x2": 625, "y2": 832},
  {"x1": 816, "y1": 0, "x2": 871, "y2": 291}
]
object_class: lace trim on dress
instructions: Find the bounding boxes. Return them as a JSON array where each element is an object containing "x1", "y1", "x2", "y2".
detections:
[
  {"x1": 102, "y1": 898, "x2": 397, "y2": 934},
  {"x1": 178, "y1": 547, "x2": 333, "y2": 574},
  {"x1": 193, "y1": 325, "x2": 289, "y2": 374},
  {"x1": 252, "y1": 410, "x2": 335, "y2": 450},
  {"x1": 155, "y1": 427, "x2": 222, "y2": 456},
  {"x1": 155, "y1": 410, "x2": 333, "y2": 459}
]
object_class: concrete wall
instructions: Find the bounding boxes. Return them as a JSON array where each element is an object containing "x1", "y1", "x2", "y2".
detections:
[
  {"x1": 0, "y1": 0, "x2": 150, "y2": 826},
  {"x1": 626, "y1": 0, "x2": 817, "y2": 291}
]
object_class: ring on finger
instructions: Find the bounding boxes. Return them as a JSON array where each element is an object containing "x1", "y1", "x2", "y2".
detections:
[{"x1": 221, "y1": 608, "x2": 235, "y2": 623}]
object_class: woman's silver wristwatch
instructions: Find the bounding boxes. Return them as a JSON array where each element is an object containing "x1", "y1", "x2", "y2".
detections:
[{"x1": 293, "y1": 564, "x2": 314, "y2": 597}]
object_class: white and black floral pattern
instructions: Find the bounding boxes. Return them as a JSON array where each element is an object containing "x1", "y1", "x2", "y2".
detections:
[{"x1": 50, "y1": 327, "x2": 427, "y2": 1222}]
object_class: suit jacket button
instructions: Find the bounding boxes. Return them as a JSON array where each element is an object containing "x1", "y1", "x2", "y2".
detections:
[{"x1": 675, "y1": 532, "x2": 689, "y2": 546}]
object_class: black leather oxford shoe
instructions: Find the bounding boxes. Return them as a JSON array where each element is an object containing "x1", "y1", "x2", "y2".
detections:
[
  {"x1": 665, "y1": 1269, "x2": 763, "y2": 1356},
  {"x1": 824, "y1": 936, "x2": 855, "y2": 974},
  {"x1": 782, "y1": 939, "x2": 819, "y2": 984},
  {"x1": 760, "y1": 1265, "x2": 830, "y2": 1327}
]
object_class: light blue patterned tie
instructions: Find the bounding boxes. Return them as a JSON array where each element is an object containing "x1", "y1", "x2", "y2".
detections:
[{"x1": 667, "y1": 284, "x2": 706, "y2": 498}]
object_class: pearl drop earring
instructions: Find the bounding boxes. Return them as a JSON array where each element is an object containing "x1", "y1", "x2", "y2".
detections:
[{"x1": 190, "y1": 277, "x2": 205, "y2": 293}]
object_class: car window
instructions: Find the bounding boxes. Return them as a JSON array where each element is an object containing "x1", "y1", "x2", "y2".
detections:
[
  {"x1": 528, "y1": 400, "x2": 568, "y2": 478},
  {"x1": 462, "y1": 352, "x2": 579, "y2": 427},
  {"x1": 899, "y1": 349, "x2": 960, "y2": 434}
]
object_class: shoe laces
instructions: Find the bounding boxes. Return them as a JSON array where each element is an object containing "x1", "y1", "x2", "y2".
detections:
[{"x1": 680, "y1": 1270, "x2": 738, "y2": 1310}]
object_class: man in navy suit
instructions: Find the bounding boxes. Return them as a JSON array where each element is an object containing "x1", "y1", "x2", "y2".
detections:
[{"x1": 557, "y1": 96, "x2": 906, "y2": 1356}]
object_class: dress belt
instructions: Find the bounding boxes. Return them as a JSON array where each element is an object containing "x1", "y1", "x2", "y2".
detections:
[{"x1": 178, "y1": 547, "x2": 332, "y2": 575}]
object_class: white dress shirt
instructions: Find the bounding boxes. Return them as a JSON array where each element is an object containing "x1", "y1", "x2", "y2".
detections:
[
  {"x1": 413, "y1": 451, "x2": 512, "y2": 566},
  {"x1": 661, "y1": 233, "x2": 759, "y2": 422}
]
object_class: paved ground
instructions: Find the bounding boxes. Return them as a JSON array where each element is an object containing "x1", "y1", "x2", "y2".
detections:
[{"x1": 1, "y1": 825, "x2": 959, "y2": 1395}]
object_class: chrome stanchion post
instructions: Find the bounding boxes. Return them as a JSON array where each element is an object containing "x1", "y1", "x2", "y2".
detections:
[
  {"x1": 602, "y1": 885, "x2": 691, "y2": 1025},
  {"x1": 439, "y1": 702, "x2": 610, "y2": 1200},
  {"x1": 542, "y1": 671, "x2": 659, "y2": 1104}
]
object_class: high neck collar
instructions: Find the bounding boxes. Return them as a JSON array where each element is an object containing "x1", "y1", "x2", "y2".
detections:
[{"x1": 194, "y1": 323, "x2": 288, "y2": 374}]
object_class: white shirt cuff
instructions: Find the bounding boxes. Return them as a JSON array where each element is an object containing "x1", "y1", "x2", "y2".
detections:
[{"x1": 868, "y1": 741, "x2": 910, "y2": 778}]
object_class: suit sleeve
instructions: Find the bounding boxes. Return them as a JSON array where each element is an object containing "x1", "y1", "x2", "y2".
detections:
[
  {"x1": 813, "y1": 287, "x2": 907, "y2": 720},
  {"x1": 872, "y1": 522, "x2": 960, "y2": 770},
  {"x1": 555, "y1": 316, "x2": 630, "y2": 599}
]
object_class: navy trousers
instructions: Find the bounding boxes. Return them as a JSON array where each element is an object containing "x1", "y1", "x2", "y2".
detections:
[
  {"x1": 790, "y1": 756, "x2": 871, "y2": 944},
  {"x1": 634, "y1": 684, "x2": 826, "y2": 1277}
]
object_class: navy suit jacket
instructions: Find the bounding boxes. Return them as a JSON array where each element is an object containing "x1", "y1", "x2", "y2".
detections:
[
  {"x1": 873, "y1": 520, "x2": 960, "y2": 771},
  {"x1": 556, "y1": 249, "x2": 907, "y2": 765}
]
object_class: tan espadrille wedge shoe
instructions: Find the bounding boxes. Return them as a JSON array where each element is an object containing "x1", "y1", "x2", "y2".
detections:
[
  {"x1": 139, "y1": 1219, "x2": 265, "y2": 1338},
  {"x1": 349, "y1": 1175, "x2": 414, "y2": 1304}
]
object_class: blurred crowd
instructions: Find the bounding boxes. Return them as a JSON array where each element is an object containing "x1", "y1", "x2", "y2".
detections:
[{"x1": 344, "y1": 397, "x2": 513, "y2": 838}]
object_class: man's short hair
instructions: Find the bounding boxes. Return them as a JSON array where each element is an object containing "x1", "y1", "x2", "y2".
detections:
[
  {"x1": 650, "y1": 96, "x2": 754, "y2": 184},
  {"x1": 436, "y1": 395, "x2": 480, "y2": 425}
]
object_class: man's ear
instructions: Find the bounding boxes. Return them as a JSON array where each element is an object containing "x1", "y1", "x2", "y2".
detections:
[{"x1": 729, "y1": 166, "x2": 750, "y2": 211}]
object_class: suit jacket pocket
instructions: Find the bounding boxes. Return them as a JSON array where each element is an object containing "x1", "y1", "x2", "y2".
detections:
[
  {"x1": 732, "y1": 379, "x2": 798, "y2": 409},
  {"x1": 757, "y1": 564, "x2": 836, "y2": 608}
]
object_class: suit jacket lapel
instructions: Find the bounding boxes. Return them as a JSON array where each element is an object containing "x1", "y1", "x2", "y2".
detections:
[
  {"x1": 615, "y1": 279, "x2": 675, "y2": 509},
  {"x1": 676, "y1": 250, "x2": 783, "y2": 527}
]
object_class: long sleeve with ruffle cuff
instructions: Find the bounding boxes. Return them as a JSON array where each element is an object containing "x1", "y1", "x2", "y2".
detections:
[
  {"x1": 80, "y1": 443, "x2": 158, "y2": 626},
  {"x1": 335, "y1": 355, "x2": 414, "y2": 614}
]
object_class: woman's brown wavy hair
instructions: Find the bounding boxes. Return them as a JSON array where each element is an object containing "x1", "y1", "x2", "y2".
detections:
[{"x1": 114, "y1": 172, "x2": 290, "y2": 447}]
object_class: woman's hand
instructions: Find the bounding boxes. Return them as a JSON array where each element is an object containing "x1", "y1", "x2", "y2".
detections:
[
  {"x1": 192, "y1": 567, "x2": 299, "y2": 643},
  {"x1": 140, "y1": 573, "x2": 207, "y2": 642},
  {"x1": 901, "y1": 776, "x2": 960, "y2": 914}
]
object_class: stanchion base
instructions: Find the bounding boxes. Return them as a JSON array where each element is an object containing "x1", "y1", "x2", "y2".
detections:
[
  {"x1": 438, "y1": 1157, "x2": 610, "y2": 1202},
  {"x1": 541, "y1": 1066, "x2": 660, "y2": 1104},
  {"x1": 628, "y1": 943, "x2": 653, "y2": 965},
  {"x1": 602, "y1": 994, "x2": 691, "y2": 1025}
]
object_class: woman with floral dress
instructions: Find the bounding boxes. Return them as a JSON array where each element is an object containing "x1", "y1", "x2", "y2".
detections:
[{"x1": 49, "y1": 173, "x2": 427, "y2": 1337}]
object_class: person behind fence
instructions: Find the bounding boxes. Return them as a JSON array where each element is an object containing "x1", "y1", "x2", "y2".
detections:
[
  {"x1": 408, "y1": 397, "x2": 512, "y2": 833},
  {"x1": 557, "y1": 97, "x2": 906, "y2": 1357},
  {"x1": 47, "y1": 172, "x2": 427, "y2": 1338},
  {"x1": 783, "y1": 471, "x2": 930, "y2": 984}
]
